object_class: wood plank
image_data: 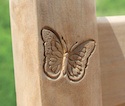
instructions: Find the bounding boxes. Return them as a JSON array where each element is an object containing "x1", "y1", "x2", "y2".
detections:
[
  {"x1": 10, "y1": 0, "x2": 102, "y2": 105},
  {"x1": 37, "y1": 0, "x2": 102, "y2": 106},
  {"x1": 98, "y1": 16, "x2": 125, "y2": 106},
  {"x1": 9, "y1": 0, "x2": 42, "y2": 106}
]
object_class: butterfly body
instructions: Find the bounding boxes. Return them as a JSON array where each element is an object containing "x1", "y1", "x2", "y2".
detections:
[
  {"x1": 62, "y1": 53, "x2": 69, "y2": 76},
  {"x1": 41, "y1": 27, "x2": 96, "y2": 82}
]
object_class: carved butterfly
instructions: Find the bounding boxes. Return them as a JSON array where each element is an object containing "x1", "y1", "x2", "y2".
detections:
[{"x1": 41, "y1": 27, "x2": 96, "y2": 82}]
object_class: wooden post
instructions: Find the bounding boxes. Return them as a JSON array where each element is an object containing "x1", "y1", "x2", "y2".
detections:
[
  {"x1": 9, "y1": 0, "x2": 42, "y2": 106},
  {"x1": 10, "y1": 0, "x2": 102, "y2": 106}
]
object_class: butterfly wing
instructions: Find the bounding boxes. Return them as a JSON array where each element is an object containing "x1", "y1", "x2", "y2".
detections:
[
  {"x1": 41, "y1": 28, "x2": 64, "y2": 79},
  {"x1": 67, "y1": 40, "x2": 96, "y2": 82}
]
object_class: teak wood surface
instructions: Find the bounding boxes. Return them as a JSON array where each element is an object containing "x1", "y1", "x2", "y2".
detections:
[
  {"x1": 98, "y1": 16, "x2": 125, "y2": 106},
  {"x1": 9, "y1": 0, "x2": 125, "y2": 106}
]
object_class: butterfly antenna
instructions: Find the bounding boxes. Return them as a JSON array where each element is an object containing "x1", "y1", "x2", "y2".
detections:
[
  {"x1": 70, "y1": 41, "x2": 78, "y2": 52},
  {"x1": 61, "y1": 36, "x2": 68, "y2": 53}
]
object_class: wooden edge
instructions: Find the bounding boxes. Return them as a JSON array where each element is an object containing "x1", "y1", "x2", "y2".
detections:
[
  {"x1": 9, "y1": 0, "x2": 42, "y2": 106},
  {"x1": 97, "y1": 16, "x2": 125, "y2": 106}
]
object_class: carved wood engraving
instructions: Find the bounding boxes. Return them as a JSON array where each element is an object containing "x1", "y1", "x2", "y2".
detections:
[{"x1": 41, "y1": 27, "x2": 96, "y2": 82}]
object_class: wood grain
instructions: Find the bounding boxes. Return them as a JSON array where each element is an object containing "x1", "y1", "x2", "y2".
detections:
[
  {"x1": 10, "y1": 0, "x2": 102, "y2": 106},
  {"x1": 9, "y1": 0, "x2": 42, "y2": 106},
  {"x1": 117, "y1": 103, "x2": 125, "y2": 106},
  {"x1": 38, "y1": 0, "x2": 101, "y2": 106},
  {"x1": 98, "y1": 16, "x2": 125, "y2": 106},
  {"x1": 41, "y1": 27, "x2": 96, "y2": 82}
]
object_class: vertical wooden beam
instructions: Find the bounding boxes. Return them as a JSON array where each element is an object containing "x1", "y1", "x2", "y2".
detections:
[
  {"x1": 10, "y1": 0, "x2": 102, "y2": 106},
  {"x1": 9, "y1": 0, "x2": 42, "y2": 106},
  {"x1": 38, "y1": 0, "x2": 102, "y2": 106}
]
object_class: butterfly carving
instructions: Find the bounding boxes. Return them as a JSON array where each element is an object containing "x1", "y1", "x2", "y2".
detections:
[{"x1": 41, "y1": 27, "x2": 96, "y2": 82}]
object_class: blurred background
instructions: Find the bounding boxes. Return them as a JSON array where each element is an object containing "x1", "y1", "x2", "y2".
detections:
[{"x1": 0, "y1": 0, "x2": 125, "y2": 105}]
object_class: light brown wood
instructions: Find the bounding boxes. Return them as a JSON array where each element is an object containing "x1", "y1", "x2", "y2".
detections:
[
  {"x1": 117, "y1": 103, "x2": 125, "y2": 106},
  {"x1": 10, "y1": 0, "x2": 102, "y2": 106},
  {"x1": 41, "y1": 28, "x2": 96, "y2": 82},
  {"x1": 98, "y1": 16, "x2": 125, "y2": 106},
  {"x1": 9, "y1": 0, "x2": 42, "y2": 106},
  {"x1": 38, "y1": 0, "x2": 101, "y2": 106}
]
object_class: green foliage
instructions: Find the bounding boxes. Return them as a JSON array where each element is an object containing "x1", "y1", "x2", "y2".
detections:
[
  {"x1": 0, "y1": 0, "x2": 10, "y2": 29},
  {"x1": 0, "y1": 0, "x2": 16, "y2": 105},
  {"x1": 96, "y1": 0, "x2": 125, "y2": 16},
  {"x1": 0, "y1": 0, "x2": 125, "y2": 106}
]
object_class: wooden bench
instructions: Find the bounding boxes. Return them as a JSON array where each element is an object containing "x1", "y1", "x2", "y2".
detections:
[{"x1": 9, "y1": 0, "x2": 125, "y2": 106}]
